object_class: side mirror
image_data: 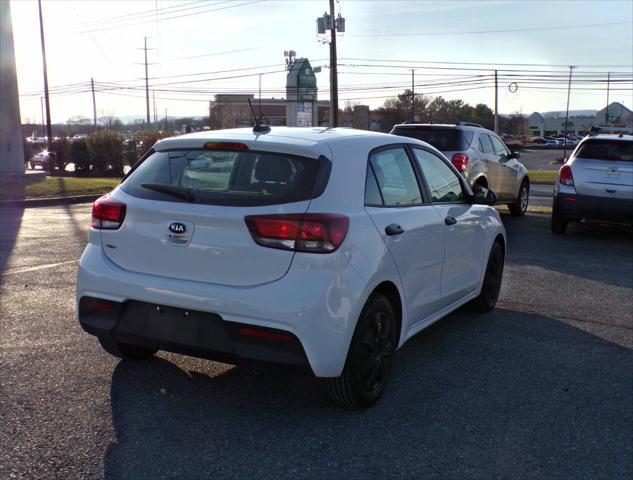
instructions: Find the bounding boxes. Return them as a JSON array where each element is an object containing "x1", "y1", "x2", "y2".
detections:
[
  {"x1": 473, "y1": 184, "x2": 497, "y2": 205},
  {"x1": 510, "y1": 150, "x2": 521, "y2": 159}
]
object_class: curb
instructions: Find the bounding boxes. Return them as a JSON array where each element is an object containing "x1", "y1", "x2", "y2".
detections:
[{"x1": 0, "y1": 194, "x2": 101, "y2": 208}]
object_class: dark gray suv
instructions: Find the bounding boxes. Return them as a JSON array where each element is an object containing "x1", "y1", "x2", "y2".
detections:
[{"x1": 391, "y1": 122, "x2": 530, "y2": 216}]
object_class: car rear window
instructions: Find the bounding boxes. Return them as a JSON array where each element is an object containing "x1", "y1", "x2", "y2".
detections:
[
  {"x1": 575, "y1": 140, "x2": 633, "y2": 162},
  {"x1": 391, "y1": 127, "x2": 474, "y2": 151},
  {"x1": 121, "y1": 149, "x2": 330, "y2": 206}
]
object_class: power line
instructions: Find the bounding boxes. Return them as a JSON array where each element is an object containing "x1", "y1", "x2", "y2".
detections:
[
  {"x1": 165, "y1": 47, "x2": 263, "y2": 62},
  {"x1": 348, "y1": 21, "x2": 633, "y2": 38},
  {"x1": 73, "y1": 0, "x2": 264, "y2": 34},
  {"x1": 340, "y1": 57, "x2": 633, "y2": 70},
  {"x1": 70, "y1": 2, "x2": 114, "y2": 67},
  {"x1": 74, "y1": 0, "x2": 227, "y2": 28}
]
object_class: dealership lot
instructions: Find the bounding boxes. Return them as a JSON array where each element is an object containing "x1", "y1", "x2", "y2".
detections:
[{"x1": 1, "y1": 204, "x2": 632, "y2": 479}]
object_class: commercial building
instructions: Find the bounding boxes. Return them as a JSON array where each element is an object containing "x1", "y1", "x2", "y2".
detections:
[{"x1": 528, "y1": 102, "x2": 632, "y2": 137}]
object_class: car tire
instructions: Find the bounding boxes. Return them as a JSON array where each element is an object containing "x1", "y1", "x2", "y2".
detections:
[
  {"x1": 470, "y1": 241, "x2": 504, "y2": 313},
  {"x1": 327, "y1": 293, "x2": 396, "y2": 409},
  {"x1": 508, "y1": 180, "x2": 529, "y2": 216},
  {"x1": 97, "y1": 337, "x2": 157, "y2": 360},
  {"x1": 551, "y1": 212, "x2": 567, "y2": 235}
]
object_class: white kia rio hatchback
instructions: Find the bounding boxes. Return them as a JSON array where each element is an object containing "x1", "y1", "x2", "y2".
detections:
[{"x1": 77, "y1": 127, "x2": 506, "y2": 408}]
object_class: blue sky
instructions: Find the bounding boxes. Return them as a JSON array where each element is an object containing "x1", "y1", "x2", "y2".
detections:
[{"x1": 10, "y1": 0, "x2": 633, "y2": 123}]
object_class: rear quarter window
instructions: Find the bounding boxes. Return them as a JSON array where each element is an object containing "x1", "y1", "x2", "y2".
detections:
[
  {"x1": 575, "y1": 140, "x2": 633, "y2": 162},
  {"x1": 392, "y1": 127, "x2": 473, "y2": 151},
  {"x1": 121, "y1": 149, "x2": 330, "y2": 206}
]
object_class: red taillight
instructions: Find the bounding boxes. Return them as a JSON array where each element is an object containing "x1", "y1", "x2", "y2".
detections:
[
  {"x1": 204, "y1": 142, "x2": 248, "y2": 150},
  {"x1": 238, "y1": 326, "x2": 294, "y2": 343},
  {"x1": 80, "y1": 296, "x2": 116, "y2": 312},
  {"x1": 559, "y1": 165, "x2": 575, "y2": 187},
  {"x1": 91, "y1": 196, "x2": 126, "y2": 229},
  {"x1": 244, "y1": 213, "x2": 349, "y2": 253},
  {"x1": 451, "y1": 153, "x2": 469, "y2": 172}
]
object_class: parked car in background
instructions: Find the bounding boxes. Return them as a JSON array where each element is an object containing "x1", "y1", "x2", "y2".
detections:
[
  {"x1": 533, "y1": 137, "x2": 560, "y2": 146},
  {"x1": 77, "y1": 127, "x2": 506, "y2": 408},
  {"x1": 390, "y1": 122, "x2": 530, "y2": 216},
  {"x1": 552, "y1": 134, "x2": 633, "y2": 234},
  {"x1": 28, "y1": 151, "x2": 50, "y2": 170}
]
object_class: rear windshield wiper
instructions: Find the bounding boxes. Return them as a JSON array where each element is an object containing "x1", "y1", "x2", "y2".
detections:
[{"x1": 141, "y1": 183, "x2": 194, "y2": 202}]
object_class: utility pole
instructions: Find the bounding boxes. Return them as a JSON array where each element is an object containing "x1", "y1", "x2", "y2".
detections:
[
  {"x1": 605, "y1": 72, "x2": 610, "y2": 126},
  {"x1": 37, "y1": 0, "x2": 52, "y2": 147},
  {"x1": 91, "y1": 78, "x2": 97, "y2": 132},
  {"x1": 411, "y1": 69, "x2": 415, "y2": 122},
  {"x1": 329, "y1": 0, "x2": 338, "y2": 127},
  {"x1": 316, "y1": 4, "x2": 344, "y2": 128},
  {"x1": 258, "y1": 73, "x2": 262, "y2": 120},
  {"x1": 494, "y1": 70, "x2": 499, "y2": 134},
  {"x1": 164, "y1": 108, "x2": 168, "y2": 132},
  {"x1": 144, "y1": 37, "x2": 150, "y2": 125},
  {"x1": 562, "y1": 66, "x2": 574, "y2": 160},
  {"x1": 40, "y1": 96, "x2": 45, "y2": 137},
  {"x1": 153, "y1": 90, "x2": 157, "y2": 125}
]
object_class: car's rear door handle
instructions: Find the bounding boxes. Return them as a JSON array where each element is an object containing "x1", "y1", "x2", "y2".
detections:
[
  {"x1": 444, "y1": 216, "x2": 457, "y2": 226},
  {"x1": 385, "y1": 223, "x2": 404, "y2": 236}
]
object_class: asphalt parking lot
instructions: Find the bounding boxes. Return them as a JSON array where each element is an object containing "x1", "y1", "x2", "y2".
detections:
[{"x1": 1, "y1": 204, "x2": 632, "y2": 480}]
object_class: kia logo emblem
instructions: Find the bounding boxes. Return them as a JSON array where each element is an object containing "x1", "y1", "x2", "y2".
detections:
[{"x1": 169, "y1": 222, "x2": 187, "y2": 234}]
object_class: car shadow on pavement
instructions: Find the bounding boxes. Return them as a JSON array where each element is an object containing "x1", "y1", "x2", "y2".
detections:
[
  {"x1": 501, "y1": 213, "x2": 633, "y2": 289},
  {"x1": 0, "y1": 204, "x2": 25, "y2": 276},
  {"x1": 104, "y1": 308, "x2": 632, "y2": 480}
]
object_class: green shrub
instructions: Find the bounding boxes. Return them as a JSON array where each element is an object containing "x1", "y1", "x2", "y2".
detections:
[
  {"x1": 50, "y1": 138, "x2": 70, "y2": 174},
  {"x1": 23, "y1": 139, "x2": 33, "y2": 165},
  {"x1": 88, "y1": 131, "x2": 124, "y2": 177},
  {"x1": 133, "y1": 131, "x2": 167, "y2": 161},
  {"x1": 71, "y1": 138, "x2": 90, "y2": 176}
]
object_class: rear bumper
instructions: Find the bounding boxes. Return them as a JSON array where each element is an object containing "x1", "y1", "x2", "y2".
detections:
[
  {"x1": 79, "y1": 298, "x2": 309, "y2": 368},
  {"x1": 554, "y1": 193, "x2": 633, "y2": 223},
  {"x1": 77, "y1": 243, "x2": 367, "y2": 377}
]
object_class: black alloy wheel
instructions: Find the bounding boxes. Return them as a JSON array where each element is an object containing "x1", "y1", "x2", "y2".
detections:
[
  {"x1": 471, "y1": 241, "x2": 504, "y2": 313},
  {"x1": 327, "y1": 293, "x2": 396, "y2": 409}
]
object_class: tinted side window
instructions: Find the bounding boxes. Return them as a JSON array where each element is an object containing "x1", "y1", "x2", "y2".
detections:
[
  {"x1": 489, "y1": 135, "x2": 509, "y2": 158},
  {"x1": 575, "y1": 140, "x2": 633, "y2": 162},
  {"x1": 392, "y1": 128, "x2": 473, "y2": 151},
  {"x1": 479, "y1": 133, "x2": 494, "y2": 154},
  {"x1": 365, "y1": 166, "x2": 383, "y2": 205},
  {"x1": 369, "y1": 147, "x2": 422, "y2": 206},
  {"x1": 413, "y1": 149, "x2": 465, "y2": 203}
]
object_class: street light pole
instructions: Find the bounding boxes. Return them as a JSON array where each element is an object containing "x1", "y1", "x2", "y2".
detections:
[
  {"x1": 411, "y1": 69, "x2": 415, "y2": 122},
  {"x1": 494, "y1": 70, "x2": 499, "y2": 134},
  {"x1": 562, "y1": 66, "x2": 574, "y2": 160},
  {"x1": 144, "y1": 37, "x2": 151, "y2": 126},
  {"x1": 91, "y1": 78, "x2": 97, "y2": 132},
  {"x1": 605, "y1": 72, "x2": 610, "y2": 126}
]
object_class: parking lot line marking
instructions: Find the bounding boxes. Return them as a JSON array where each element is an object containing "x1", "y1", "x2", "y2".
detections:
[{"x1": 2, "y1": 259, "x2": 79, "y2": 276}]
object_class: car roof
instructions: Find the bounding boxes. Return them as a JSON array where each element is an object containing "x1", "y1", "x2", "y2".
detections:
[
  {"x1": 156, "y1": 127, "x2": 394, "y2": 150},
  {"x1": 584, "y1": 134, "x2": 633, "y2": 142},
  {"x1": 392, "y1": 123, "x2": 490, "y2": 133},
  {"x1": 152, "y1": 126, "x2": 448, "y2": 163}
]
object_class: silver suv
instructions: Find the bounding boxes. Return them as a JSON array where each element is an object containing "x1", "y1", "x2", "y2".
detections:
[
  {"x1": 391, "y1": 122, "x2": 530, "y2": 216},
  {"x1": 551, "y1": 134, "x2": 633, "y2": 234}
]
